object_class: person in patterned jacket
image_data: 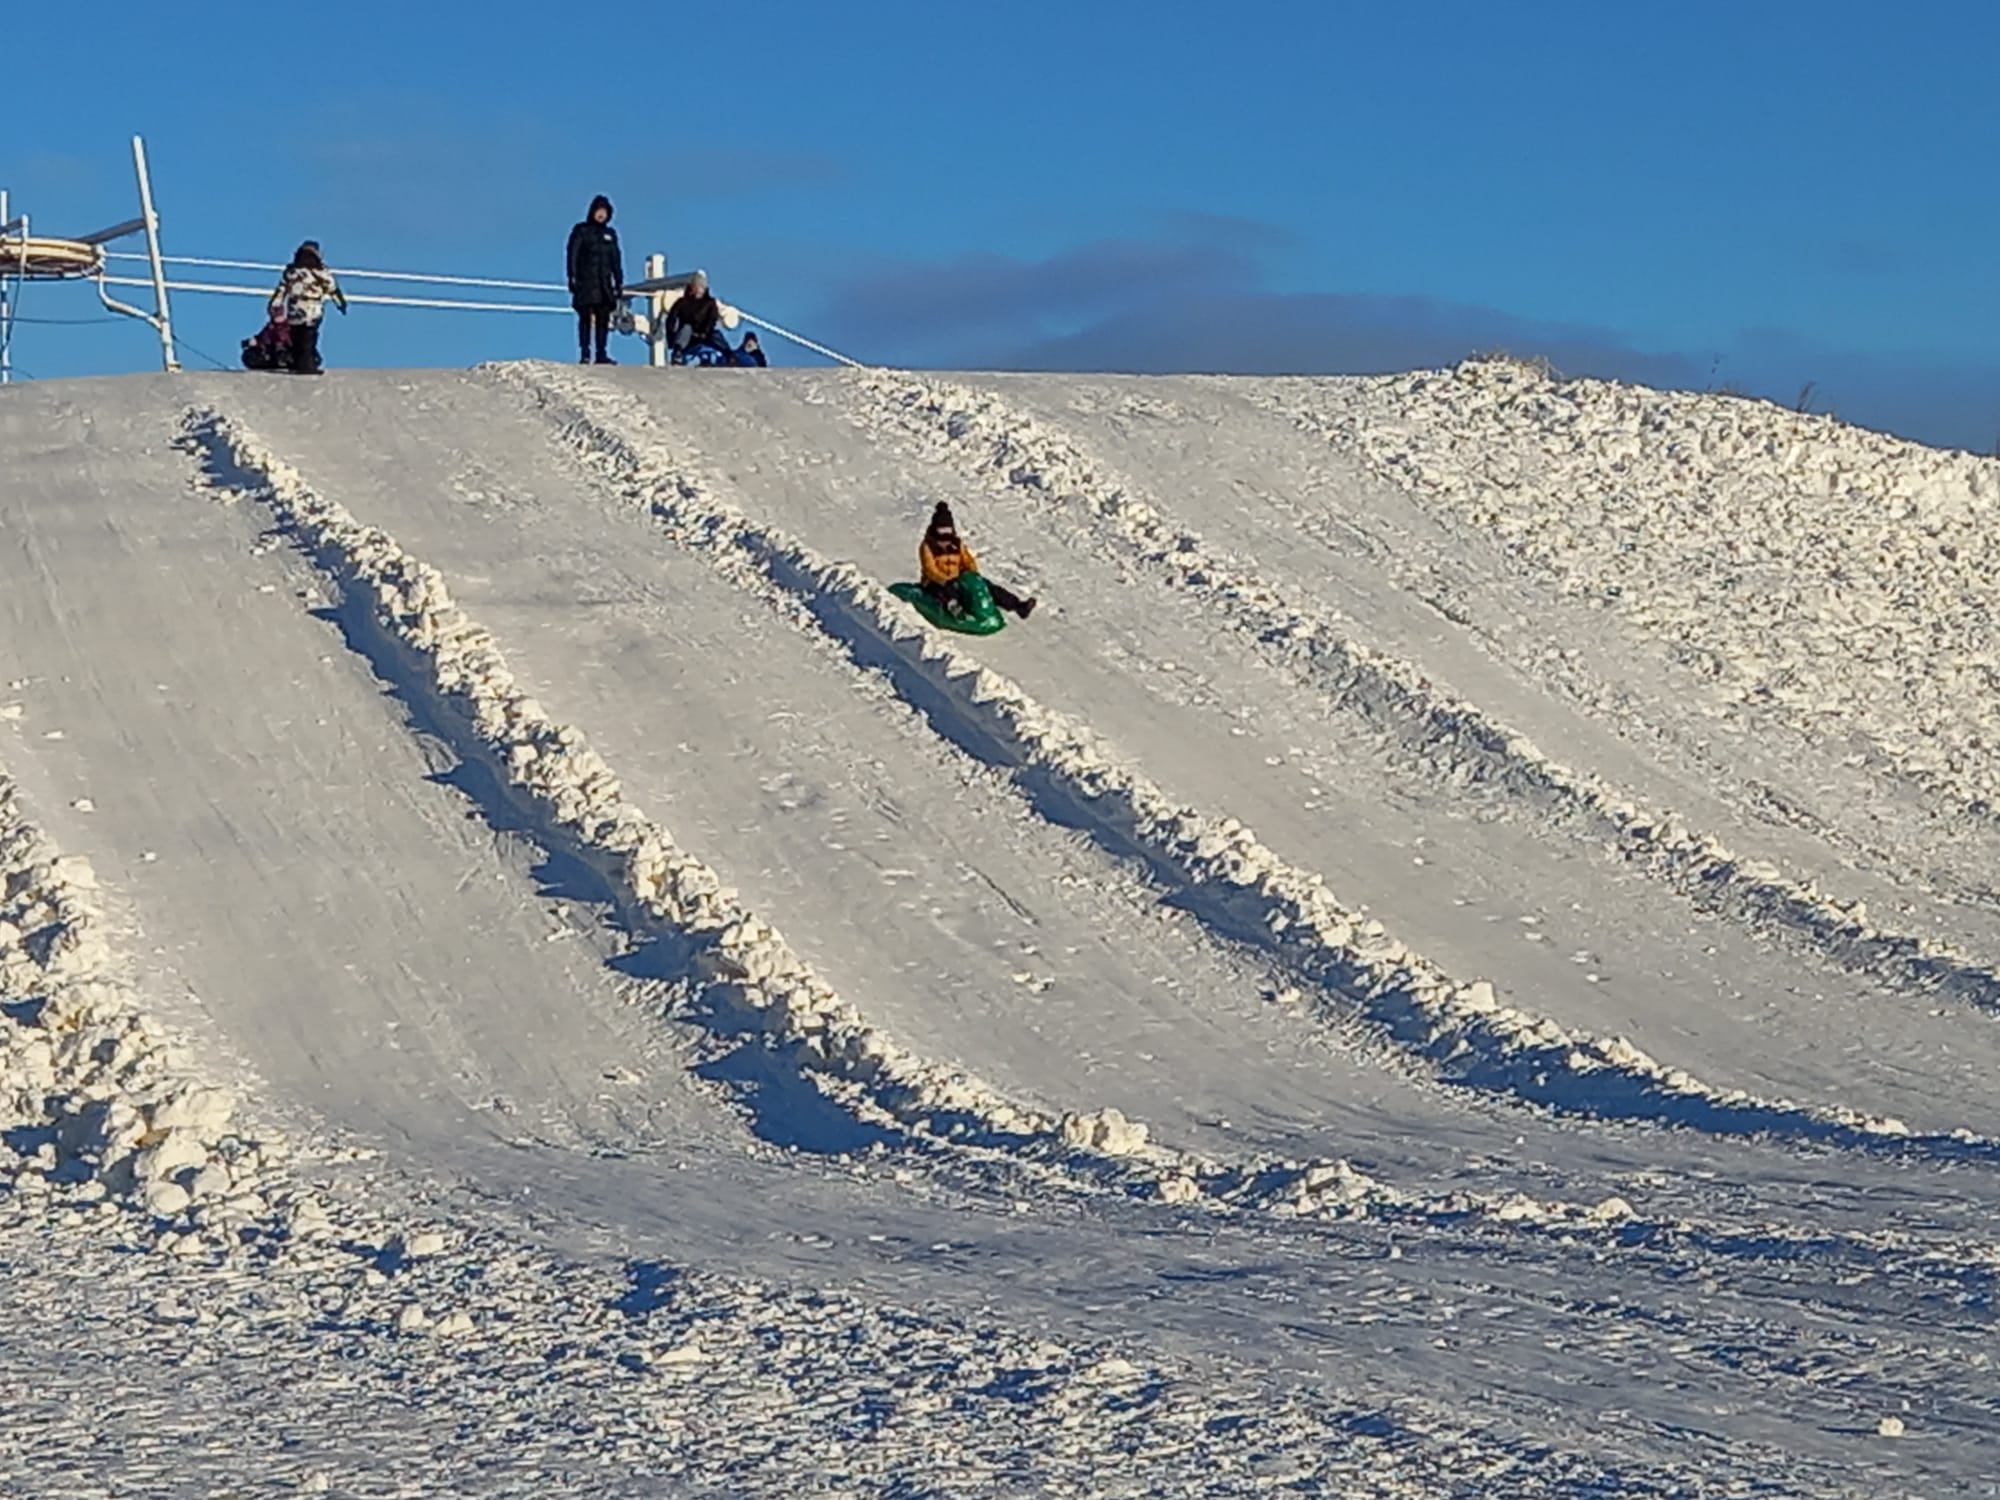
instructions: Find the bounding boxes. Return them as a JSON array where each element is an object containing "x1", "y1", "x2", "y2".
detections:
[{"x1": 269, "y1": 241, "x2": 347, "y2": 375}]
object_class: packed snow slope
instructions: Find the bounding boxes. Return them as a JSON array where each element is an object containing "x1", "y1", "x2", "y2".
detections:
[{"x1": 4, "y1": 356, "x2": 1999, "y2": 1497}]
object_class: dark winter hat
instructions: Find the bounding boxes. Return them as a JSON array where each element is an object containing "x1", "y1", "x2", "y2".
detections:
[
  {"x1": 928, "y1": 501, "x2": 955, "y2": 533},
  {"x1": 590, "y1": 194, "x2": 614, "y2": 219}
]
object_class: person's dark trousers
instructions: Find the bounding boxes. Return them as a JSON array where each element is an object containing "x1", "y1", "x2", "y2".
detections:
[
  {"x1": 289, "y1": 320, "x2": 322, "y2": 374},
  {"x1": 577, "y1": 306, "x2": 612, "y2": 361},
  {"x1": 986, "y1": 581, "x2": 1033, "y2": 617},
  {"x1": 669, "y1": 329, "x2": 732, "y2": 365},
  {"x1": 925, "y1": 577, "x2": 1034, "y2": 618}
]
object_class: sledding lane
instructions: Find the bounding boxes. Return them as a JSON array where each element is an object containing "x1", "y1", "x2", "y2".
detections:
[
  {"x1": 991, "y1": 371, "x2": 2000, "y2": 947},
  {"x1": 201, "y1": 368, "x2": 1547, "y2": 1196},
  {"x1": 0, "y1": 383, "x2": 730, "y2": 1176},
  {"x1": 9, "y1": 374, "x2": 2000, "y2": 1497},
  {"x1": 578, "y1": 366, "x2": 2000, "y2": 1166}
]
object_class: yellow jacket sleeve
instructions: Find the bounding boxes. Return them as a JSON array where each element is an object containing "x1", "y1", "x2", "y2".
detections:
[{"x1": 920, "y1": 541, "x2": 978, "y2": 584}]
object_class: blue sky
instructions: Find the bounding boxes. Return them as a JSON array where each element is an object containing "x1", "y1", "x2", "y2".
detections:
[{"x1": 5, "y1": 0, "x2": 1996, "y2": 449}]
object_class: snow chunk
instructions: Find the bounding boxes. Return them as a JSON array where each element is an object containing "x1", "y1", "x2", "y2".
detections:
[
  {"x1": 142, "y1": 1180, "x2": 191, "y2": 1220},
  {"x1": 1082, "y1": 1356, "x2": 1146, "y2": 1386},
  {"x1": 149, "y1": 1086, "x2": 236, "y2": 1137},
  {"x1": 286, "y1": 1195, "x2": 336, "y2": 1241},
  {"x1": 394, "y1": 1229, "x2": 448, "y2": 1261},
  {"x1": 1059, "y1": 1107, "x2": 1149, "y2": 1158}
]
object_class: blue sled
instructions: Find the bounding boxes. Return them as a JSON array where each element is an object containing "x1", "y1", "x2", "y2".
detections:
[{"x1": 889, "y1": 574, "x2": 1007, "y2": 635}]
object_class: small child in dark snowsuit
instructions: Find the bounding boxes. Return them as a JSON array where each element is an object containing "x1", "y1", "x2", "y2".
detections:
[{"x1": 919, "y1": 502, "x2": 1035, "y2": 618}]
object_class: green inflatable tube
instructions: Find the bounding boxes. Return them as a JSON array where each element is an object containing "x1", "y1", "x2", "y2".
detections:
[{"x1": 889, "y1": 573, "x2": 1007, "y2": 635}]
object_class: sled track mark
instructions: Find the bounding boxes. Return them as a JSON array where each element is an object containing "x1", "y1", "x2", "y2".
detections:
[
  {"x1": 486, "y1": 362, "x2": 2000, "y2": 1170},
  {"x1": 838, "y1": 369, "x2": 2000, "y2": 1023}
]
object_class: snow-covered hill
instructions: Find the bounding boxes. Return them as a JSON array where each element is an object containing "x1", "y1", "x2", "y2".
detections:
[{"x1": 3, "y1": 358, "x2": 1996, "y2": 1496}]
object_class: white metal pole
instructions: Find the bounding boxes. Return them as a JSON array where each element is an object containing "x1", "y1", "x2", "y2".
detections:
[
  {"x1": 0, "y1": 188, "x2": 10, "y2": 386},
  {"x1": 131, "y1": 136, "x2": 179, "y2": 372},
  {"x1": 645, "y1": 253, "x2": 668, "y2": 368}
]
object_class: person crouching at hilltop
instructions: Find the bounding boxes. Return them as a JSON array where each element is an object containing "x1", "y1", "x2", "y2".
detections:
[
  {"x1": 665, "y1": 270, "x2": 732, "y2": 365},
  {"x1": 270, "y1": 241, "x2": 346, "y2": 375}
]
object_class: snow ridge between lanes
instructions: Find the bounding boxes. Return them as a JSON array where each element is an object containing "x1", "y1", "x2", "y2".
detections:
[
  {"x1": 487, "y1": 362, "x2": 1963, "y2": 1164},
  {"x1": 1270, "y1": 358, "x2": 2000, "y2": 824},
  {"x1": 8, "y1": 375, "x2": 1991, "y2": 1499},
  {"x1": 5, "y1": 409, "x2": 1680, "y2": 1500},
  {"x1": 186, "y1": 402, "x2": 1493, "y2": 1228},
  {"x1": 838, "y1": 367, "x2": 2000, "y2": 1020},
  {"x1": 0, "y1": 773, "x2": 325, "y2": 1246},
  {"x1": 2, "y1": 787, "x2": 1335, "y2": 1494}
]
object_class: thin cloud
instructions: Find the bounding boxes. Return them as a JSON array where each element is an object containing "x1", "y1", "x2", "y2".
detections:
[
  {"x1": 822, "y1": 229, "x2": 1999, "y2": 453},
  {"x1": 1155, "y1": 209, "x2": 1305, "y2": 252},
  {"x1": 985, "y1": 290, "x2": 1705, "y2": 388},
  {"x1": 822, "y1": 236, "x2": 1259, "y2": 353}
]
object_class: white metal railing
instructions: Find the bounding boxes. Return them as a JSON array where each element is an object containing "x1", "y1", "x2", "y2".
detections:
[
  {"x1": 106, "y1": 251, "x2": 568, "y2": 295},
  {"x1": 731, "y1": 310, "x2": 864, "y2": 368},
  {"x1": 8, "y1": 147, "x2": 864, "y2": 375},
  {"x1": 101, "y1": 276, "x2": 569, "y2": 317},
  {"x1": 100, "y1": 249, "x2": 865, "y2": 368}
]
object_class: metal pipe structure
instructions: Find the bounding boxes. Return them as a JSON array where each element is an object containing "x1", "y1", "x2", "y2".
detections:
[
  {"x1": 130, "y1": 136, "x2": 179, "y2": 372},
  {"x1": 107, "y1": 251, "x2": 571, "y2": 295},
  {"x1": 732, "y1": 309, "x2": 863, "y2": 369},
  {"x1": 98, "y1": 275, "x2": 865, "y2": 367},
  {"x1": 12, "y1": 140, "x2": 865, "y2": 373},
  {"x1": 645, "y1": 253, "x2": 668, "y2": 367},
  {"x1": 1, "y1": 189, "x2": 14, "y2": 385},
  {"x1": 100, "y1": 275, "x2": 576, "y2": 316}
]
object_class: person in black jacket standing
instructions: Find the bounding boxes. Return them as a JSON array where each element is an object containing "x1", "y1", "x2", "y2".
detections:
[{"x1": 566, "y1": 194, "x2": 624, "y2": 364}]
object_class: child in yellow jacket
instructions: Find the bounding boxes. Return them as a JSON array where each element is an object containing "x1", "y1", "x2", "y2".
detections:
[{"x1": 919, "y1": 502, "x2": 1036, "y2": 618}]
